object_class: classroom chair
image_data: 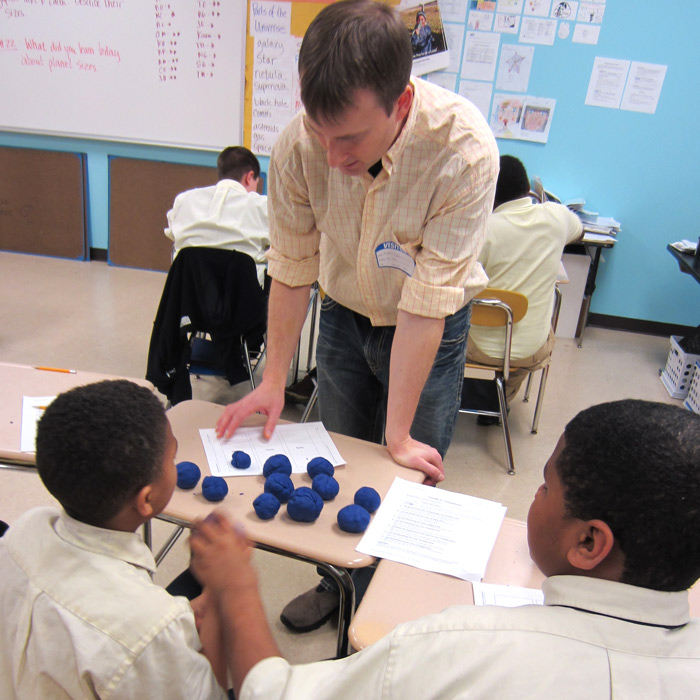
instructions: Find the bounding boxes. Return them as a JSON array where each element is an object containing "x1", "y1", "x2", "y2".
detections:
[
  {"x1": 459, "y1": 289, "x2": 528, "y2": 475},
  {"x1": 146, "y1": 247, "x2": 268, "y2": 405}
]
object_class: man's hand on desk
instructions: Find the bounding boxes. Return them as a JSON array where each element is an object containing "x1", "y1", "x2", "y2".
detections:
[
  {"x1": 386, "y1": 434, "x2": 444, "y2": 487},
  {"x1": 216, "y1": 379, "x2": 285, "y2": 440}
]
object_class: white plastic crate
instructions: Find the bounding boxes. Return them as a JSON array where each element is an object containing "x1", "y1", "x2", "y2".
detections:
[
  {"x1": 660, "y1": 336, "x2": 700, "y2": 400},
  {"x1": 684, "y1": 360, "x2": 700, "y2": 414}
]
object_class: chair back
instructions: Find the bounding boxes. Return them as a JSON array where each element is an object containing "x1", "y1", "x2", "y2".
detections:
[{"x1": 471, "y1": 289, "x2": 528, "y2": 327}]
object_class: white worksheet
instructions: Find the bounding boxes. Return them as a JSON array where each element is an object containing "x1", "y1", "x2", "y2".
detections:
[
  {"x1": 357, "y1": 477, "x2": 506, "y2": 582},
  {"x1": 199, "y1": 422, "x2": 345, "y2": 477},
  {"x1": 20, "y1": 396, "x2": 55, "y2": 452},
  {"x1": 472, "y1": 582, "x2": 544, "y2": 606}
]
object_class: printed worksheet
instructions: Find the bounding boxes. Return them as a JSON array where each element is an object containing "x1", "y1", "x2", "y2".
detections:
[
  {"x1": 20, "y1": 396, "x2": 55, "y2": 452},
  {"x1": 472, "y1": 582, "x2": 544, "y2": 606},
  {"x1": 199, "y1": 422, "x2": 345, "y2": 477}
]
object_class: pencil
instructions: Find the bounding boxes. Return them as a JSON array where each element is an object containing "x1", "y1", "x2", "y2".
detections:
[{"x1": 34, "y1": 366, "x2": 77, "y2": 374}]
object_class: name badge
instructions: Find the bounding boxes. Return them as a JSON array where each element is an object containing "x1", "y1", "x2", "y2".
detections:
[{"x1": 374, "y1": 242, "x2": 415, "y2": 277}]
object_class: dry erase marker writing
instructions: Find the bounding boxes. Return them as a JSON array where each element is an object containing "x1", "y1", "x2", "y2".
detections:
[{"x1": 34, "y1": 366, "x2": 76, "y2": 374}]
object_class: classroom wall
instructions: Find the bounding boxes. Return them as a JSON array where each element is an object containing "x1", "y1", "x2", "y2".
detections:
[{"x1": 1, "y1": 1, "x2": 698, "y2": 327}]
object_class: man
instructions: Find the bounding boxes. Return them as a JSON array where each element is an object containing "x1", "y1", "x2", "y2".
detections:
[
  {"x1": 467, "y1": 155, "x2": 583, "y2": 422},
  {"x1": 192, "y1": 399, "x2": 700, "y2": 700},
  {"x1": 165, "y1": 146, "x2": 269, "y2": 287},
  {"x1": 217, "y1": 0, "x2": 498, "y2": 630}
]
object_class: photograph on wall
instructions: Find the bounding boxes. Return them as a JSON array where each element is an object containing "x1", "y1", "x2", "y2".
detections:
[
  {"x1": 490, "y1": 93, "x2": 556, "y2": 142},
  {"x1": 400, "y1": 1, "x2": 451, "y2": 75}
]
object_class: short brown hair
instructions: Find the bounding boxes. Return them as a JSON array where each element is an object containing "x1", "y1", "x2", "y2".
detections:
[
  {"x1": 217, "y1": 146, "x2": 260, "y2": 182},
  {"x1": 299, "y1": 0, "x2": 413, "y2": 123}
]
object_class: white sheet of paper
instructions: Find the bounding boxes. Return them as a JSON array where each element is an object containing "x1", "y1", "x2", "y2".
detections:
[
  {"x1": 20, "y1": 396, "x2": 55, "y2": 452},
  {"x1": 472, "y1": 582, "x2": 544, "y2": 606},
  {"x1": 585, "y1": 56, "x2": 630, "y2": 109},
  {"x1": 461, "y1": 31, "x2": 500, "y2": 82},
  {"x1": 496, "y1": 43, "x2": 534, "y2": 92},
  {"x1": 620, "y1": 62, "x2": 667, "y2": 115},
  {"x1": 357, "y1": 477, "x2": 507, "y2": 582},
  {"x1": 199, "y1": 422, "x2": 345, "y2": 477}
]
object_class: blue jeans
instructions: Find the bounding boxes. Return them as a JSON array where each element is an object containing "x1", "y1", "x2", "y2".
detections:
[{"x1": 315, "y1": 297, "x2": 470, "y2": 458}]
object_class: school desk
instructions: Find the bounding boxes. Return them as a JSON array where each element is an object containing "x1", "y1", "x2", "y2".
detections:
[
  {"x1": 349, "y1": 518, "x2": 700, "y2": 651},
  {"x1": 0, "y1": 361, "x2": 154, "y2": 468},
  {"x1": 161, "y1": 399, "x2": 425, "y2": 659}
]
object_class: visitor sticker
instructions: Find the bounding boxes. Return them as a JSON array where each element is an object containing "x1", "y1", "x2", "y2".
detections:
[{"x1": 375, "y1": 242, "x2": 415, "y2": 276}]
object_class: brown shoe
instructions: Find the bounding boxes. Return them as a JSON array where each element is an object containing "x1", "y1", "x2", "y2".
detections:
[{"x1": 280, "y1": 584, "x2": 339, "y2": 633}]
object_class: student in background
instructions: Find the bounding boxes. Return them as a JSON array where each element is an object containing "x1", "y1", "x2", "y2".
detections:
[
  {"x1": 191, "y1": 398, "x2": 700, "y2": 699},
  {"x1": 0, "y1": 380, "x2": 228, "y2": 700},
  {"x1": 216, "y1": 0, "x2": 498, "y2": 632},
  {"x1": 165, "y1": 145, "x2": 269, "y2": 287},
  {"x1": 467, "y1": 155, "x2": 583, "y2": 423}
]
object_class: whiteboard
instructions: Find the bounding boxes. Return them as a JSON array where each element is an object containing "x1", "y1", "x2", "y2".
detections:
[{"x1": 0, "y1": 0, "x2": 246, "y2": 151}]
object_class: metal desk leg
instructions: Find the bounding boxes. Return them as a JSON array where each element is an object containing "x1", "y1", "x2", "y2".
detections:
[{"x1": 316, "y1": 563, "x2": 355, "y2": 658}]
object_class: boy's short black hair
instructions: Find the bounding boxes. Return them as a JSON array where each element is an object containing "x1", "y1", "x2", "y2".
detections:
[
  {"x1": 36, "y1": 380, "x2": 168, "y2": 527},
  {"x1": 495, "y1": 155, "x2": 531, "y2": 205},
  {"x1": 557, "y1": 399, "x2": 700, "y2": 592},
  {"x1": 298, "y1": 0, "x2": 413, "y2": 123},
  {"x1": 217, "y1": 146, "x2": 260, "y2": 182}
]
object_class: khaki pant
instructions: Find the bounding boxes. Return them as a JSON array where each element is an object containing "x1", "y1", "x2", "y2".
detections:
[{"x1": 466, "y1": 329, "x2": 556, "y2": 404}]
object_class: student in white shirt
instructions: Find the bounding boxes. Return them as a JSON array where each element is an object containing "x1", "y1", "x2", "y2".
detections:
[
  {"x1": 165, "y1": 146, "x2": 269, "y2": 287},
  {"x1": 0, "y1": 380, "x2": 228, "y2": 700},
  {"x1": 191, "y1": 398, "x2": 700, "y2": 700}
]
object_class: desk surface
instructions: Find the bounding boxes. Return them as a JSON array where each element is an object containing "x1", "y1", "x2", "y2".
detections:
[
  {"x1": 667, "y1": 244, "x2": 700, "y2": 285},
  {"x1": 349, "y1": 518, "x2": 700, "y2": 650},
  {"x1": 164, "y1": 400, "x2": 424, "y2": 569},
  {"x1": 0, "y1": 362, "x2": 154, "y2": 466}
]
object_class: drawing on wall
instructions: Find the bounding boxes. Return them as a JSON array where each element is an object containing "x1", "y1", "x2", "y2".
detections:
[
  {"x1": 400, "y1": 2, "x2": 451, "y2": 75},
  {"x1": 551, "y1": 2, "x2": 578, "y2": 20},
  {"x1": 491, "y1": 93, "x2": 555, "y2": 142},
  {"x1": 470, "y1": 0, "x2": 497, "y2": 10},
  {"x1": 496, "y1": 43, "x2": 534, "y2": 92},
  {"x1": 524, "y1": 0, "x2": 552, "y2": 17}
]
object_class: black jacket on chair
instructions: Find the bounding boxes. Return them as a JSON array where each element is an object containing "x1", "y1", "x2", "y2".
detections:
[{"x1": 146, "y1": 247, "x2": 267, "y2": 404}]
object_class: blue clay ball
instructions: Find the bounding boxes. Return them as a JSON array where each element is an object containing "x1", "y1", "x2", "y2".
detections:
[
  {"x1": 253, "y1": 493, "x2": 281, "y2": 520},
  {"x1": 264, "y1": 473, "x2": 294, "y2": 503},
  {"x1": 286, "y1": 486, "x2": 324, "y2": 522},
  {"x1": 337, "y1": 504, "x2": 371, "y2": 533},
  {"x1": 307, "y1": 456, "x2": 334, "y2": 479},
  {"x1": 202, "y1": 476, "x2": 229, "y2": 502},
  {"x1": 231, "y1": 450, "x2": 252, "y2": 470},
  {"x1": 312, "y1": 473, "x2": 339, "y2": 501},
  {"x1": 176, "y1": 461, "x2": 201, "y2": 490},
  {"x1": 263, "y1": 454, "x2": 292, "y2": 478},
  {"x1": 354, "y1": 486, "x2": 381, "y2": 513}
]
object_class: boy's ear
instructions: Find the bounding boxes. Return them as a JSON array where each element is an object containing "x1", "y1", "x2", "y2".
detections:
[
  {"x1": 135, "y1": 485, "x2": 156, "y2": 520},
  {"x1": 566, "y1": 519, "x2": 615, "y2": 571}
]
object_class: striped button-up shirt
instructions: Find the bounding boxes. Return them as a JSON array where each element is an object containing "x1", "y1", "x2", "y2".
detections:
[{"x1": 267, "y1": 77, "x2": 499, "y2": 326}]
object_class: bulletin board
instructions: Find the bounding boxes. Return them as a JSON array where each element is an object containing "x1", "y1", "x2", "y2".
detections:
[
  {"x1": 0, "y1": 1, "x2": 246, "y2": 151},
  {"x1": 0, "y1": 147, "x2": 86, "y2": 260},
  {"x1": 108, "y1": 157, "x2": 216, "y2": 272}
]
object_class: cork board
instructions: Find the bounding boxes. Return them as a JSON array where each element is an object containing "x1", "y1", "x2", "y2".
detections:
[
  {"x1": 0, "y1": 147, "x2": 86, "y2": 259},
  {"x1": 108, "y1": 157, "x2": 217, "y2": 271}
]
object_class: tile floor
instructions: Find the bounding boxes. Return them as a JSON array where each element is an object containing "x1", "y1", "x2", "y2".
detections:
[{"x1": 0, "y1": 250, "x2": 680, "y2": 663}]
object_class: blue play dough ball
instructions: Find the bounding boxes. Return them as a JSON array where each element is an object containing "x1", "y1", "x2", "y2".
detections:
[
  {"x1": 263, "y1": 454, "x2": 292, "y2": 478},
  {"x1": 307, "y1": 456, "x2": 334, "y2": 479},
  {"x1": 312, "y1": 473, "x2": 339, "y2": 501},
  {"x1": 354, "y1": 486, "x2": 381, "y2": 513},
  {"x1": 202, "y1": 476, "x2": 229, "y2": 502},
  {"x1": 176, "y1": 461, "x2": 201, "y2": 490},
  {"x1": 231, "y1": 450, "x2": 251, "y2": 470},
  {"x1": 286, "y1": 487, "x2": 324, "y2": 522},
  {"x1": 253, "y1": 493, "x2": 281, "y2": 520},
  {"x1": 264, "y1": 473, "x2": 294, "y2": 503},
  {"x1": 337, "y1": 504, "x2": 371, "y2": 533}
]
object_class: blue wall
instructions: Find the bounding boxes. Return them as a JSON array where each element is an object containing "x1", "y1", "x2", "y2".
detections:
[{"x1": 1, "y1": 1, "x2": 698, "y2": 325}]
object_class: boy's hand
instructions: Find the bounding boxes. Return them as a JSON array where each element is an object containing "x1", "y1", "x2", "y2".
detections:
[{"x1": 190, "y1": 512, "x2": 257, "y2": 598}]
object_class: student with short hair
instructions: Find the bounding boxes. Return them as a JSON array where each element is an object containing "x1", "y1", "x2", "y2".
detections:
[
  {"x1": 191, "y1": 398, "x2": 700, "y2": 699},
  {"x1": 165, "y1": 145, "x2": 269, "y2": 287},
  {"x1": 0, "y1": 380, "x2": 228, "y2": 700}
]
